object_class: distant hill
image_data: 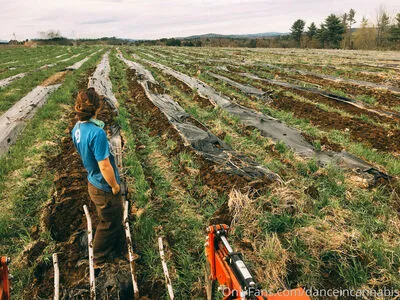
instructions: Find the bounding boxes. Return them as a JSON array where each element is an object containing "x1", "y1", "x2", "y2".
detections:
[
  {"x1": 0, "y1": 40, "x2": 8, "y2": 44},
  {"x1": 180, "y1": 32, "x2": 288, "y2": 39}
]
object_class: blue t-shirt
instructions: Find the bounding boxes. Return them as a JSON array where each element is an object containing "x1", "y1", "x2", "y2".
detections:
[{"x1": 71, "y1": 121, "x2": 120, "y2": 192}]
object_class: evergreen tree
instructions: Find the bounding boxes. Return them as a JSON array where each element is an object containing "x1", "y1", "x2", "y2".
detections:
[
  {"x1": 307, "y1": 22, "x2": 317, "y2": 38},
  {"x1": 290, "y1": 19, "x2": 306, "y2": 46},
  {"x1": 388, "y1": 13, "x2": 400, "y2": 43},
  {"x1": 317, "y1": 14, "x2": 345, "y2": 48}
]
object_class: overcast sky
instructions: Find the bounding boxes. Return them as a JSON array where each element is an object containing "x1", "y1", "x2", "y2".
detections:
[{"x1": 1, "y1": 0, "x2": 400, "y2": 40}]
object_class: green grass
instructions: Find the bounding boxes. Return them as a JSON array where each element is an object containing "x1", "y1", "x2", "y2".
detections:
[
  {"x1": 275, "y1": 141, "x2": 288, "y2": 154},
  {"x1": 0, "y1": 47, "x2": 101, "y2": 114},
  {"x1": 0, "y1": 46, "x2": 95, "y2": 80},
  {"x1": 355, "y1": 94, "x2": 377, "y2": 105}
]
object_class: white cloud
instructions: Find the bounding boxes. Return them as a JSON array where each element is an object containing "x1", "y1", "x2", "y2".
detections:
[{"x1": 0, "y1": 0, "x2": 399, "y2": 40}]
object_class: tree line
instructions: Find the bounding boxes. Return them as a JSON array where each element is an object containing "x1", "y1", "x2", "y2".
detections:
[
  {"x1": 7, "y1": 7, "x2": 400, "y2": 50},
  {"x1": 290, "y1": 8, "x2": 400, "y2": 49}
]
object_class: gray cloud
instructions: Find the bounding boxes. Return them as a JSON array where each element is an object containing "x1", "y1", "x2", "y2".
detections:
[{"x1": 1, "y1": 0, "x2": 399, "y2": 40}]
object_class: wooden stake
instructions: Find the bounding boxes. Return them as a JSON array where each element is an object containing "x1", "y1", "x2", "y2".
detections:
[
  {"x1": 53, "y1": 253, "x2": 59, "y2": 300},
  {"x1": 123, "y1": 201, "x2": 139, "y2": 299},
  {"x1": 158, "y1": 236, "x2": 174, "y2": 300},
  {"x1": 83, "y1": 205, "x2": 96, "y2": 300}
]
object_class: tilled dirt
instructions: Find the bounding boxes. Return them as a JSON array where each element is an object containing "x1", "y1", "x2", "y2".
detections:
[
  {"x1": 24, "y1": 68, "x2": 94, "y2": 299},
  {"x1": 40, "y1": 71, "x2": 69, "y2": 87},
  {"x1": 287, "y1": 86, "x2": 398, "y2": 125},
  {"x1": 269, "y1": 92, "x2": 400, "y2": 153}
]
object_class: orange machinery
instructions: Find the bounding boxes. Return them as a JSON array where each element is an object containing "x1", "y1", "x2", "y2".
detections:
[
  {"x1": 0, "y1": 257, "x2": 10, "y2": 300},
  {"x1": 205, "y1": 225, "x2": 310, "y2": 300}
]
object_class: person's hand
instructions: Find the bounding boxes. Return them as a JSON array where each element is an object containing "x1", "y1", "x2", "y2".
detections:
[{"x1": 112, "y1": 184, "x2": 121, "y2": 195}]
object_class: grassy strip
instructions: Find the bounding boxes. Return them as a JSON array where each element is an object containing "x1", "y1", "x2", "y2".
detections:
[
  {"x1": 0, "y1": 47, "x2": 102, "y2": 114},
  {"x1": 0, "y1": 51, "x2": 103, "y2": 297},
  {"x1": 0, "y1": 46, "x2": 67, "y2": 70},
  {"x1": 0, "y1": 45, "x2": 69, "y2": 61},
  {"x1": 0, "y1": 46, "x2": 96, "y2": 80},
  {"x1": 0, "y1": 46, "x2": 97, "y2": 79},
  {"x1": 109, "y1": 49, "x2": 150, "y2": 206}
]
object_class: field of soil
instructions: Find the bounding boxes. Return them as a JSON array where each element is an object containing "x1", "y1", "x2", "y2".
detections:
[{"x1": 0, "y1": 46, "x2": 399, "y2": 300}]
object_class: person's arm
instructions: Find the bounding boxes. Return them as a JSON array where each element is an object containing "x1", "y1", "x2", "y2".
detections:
[
  {"x1": 91, "y1": 129, "x2": 120, "y2": 195},
  {"x1": 98, "y1": 157, "x2": 120, "y2": 195}
]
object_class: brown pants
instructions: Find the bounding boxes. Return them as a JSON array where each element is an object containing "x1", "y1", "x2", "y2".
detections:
[{"x1": 88, "y1": 182, "x2": 124, "y2": 264}]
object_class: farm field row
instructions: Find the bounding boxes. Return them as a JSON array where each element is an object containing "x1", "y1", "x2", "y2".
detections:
[
  {"x1": 156, "y1": 46, "x2": 400, "y2": 81},
  {"x1": 130, "y1": 47, "x2": 400, "y2": 176},
  {"x1": 0, "y1": 46, "x2": 99, "y2": 81},
  {"x1": 141, "y1": 47, "x2": 400, "y2": 106},
  {"x1": 0, "y1": 46, "x2": 103, "y2": 115},
  {"x1": 0, "y1": 46, "x2": 399, "y2": 299}
]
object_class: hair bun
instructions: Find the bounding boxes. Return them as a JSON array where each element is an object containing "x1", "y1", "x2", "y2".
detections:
[{"x1": 74, "y1": 88, "x2": 101, "y2": 121}]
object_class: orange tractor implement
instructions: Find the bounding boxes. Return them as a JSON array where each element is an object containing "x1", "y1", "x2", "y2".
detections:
[
  {"x1": 205, "y1": 225, "x2": 310, "y2": 300},
  {"x1": 0, "y1": 257, "x2": 10, "y2": 300}
]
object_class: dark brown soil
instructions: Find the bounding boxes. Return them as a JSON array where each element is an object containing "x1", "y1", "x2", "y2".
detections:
[
  {"x1": 270, "y1": 92, "x2": 400, "y2": 153},
  {"x1": 277, "y1": 82, "x2": 397, "y2": 126}
]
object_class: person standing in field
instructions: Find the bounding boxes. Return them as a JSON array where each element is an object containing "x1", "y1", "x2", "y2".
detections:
[{"x1": 71, "y1": 87, "x2": 123, "y2": 268}]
